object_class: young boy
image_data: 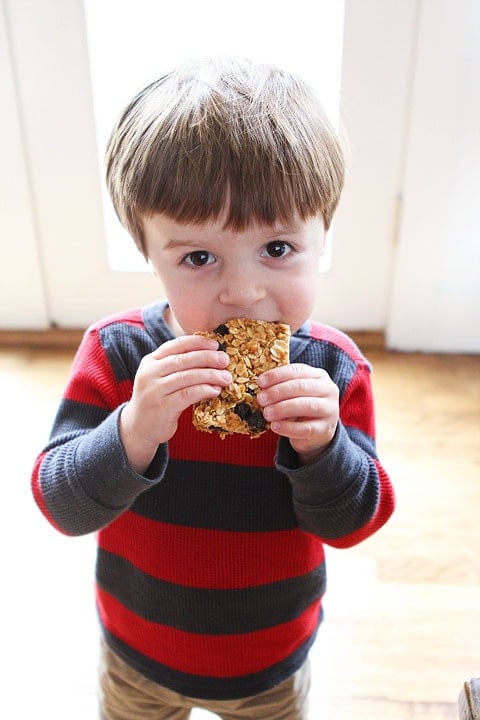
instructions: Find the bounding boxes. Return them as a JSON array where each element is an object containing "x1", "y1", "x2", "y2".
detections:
[{"x1": 32, "y1": 56, "x2": 395, "y2": 719}]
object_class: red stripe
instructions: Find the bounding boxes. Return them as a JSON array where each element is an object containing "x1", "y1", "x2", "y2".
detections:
[
  {"x1": 96, "y1": 586, "x2": 321, "y2": 677},
  {"x1": 98, "y1": 514, "x2": 324, "y2": 588},
  {"x1": 170, "y1": 410, "x2": 279, "y2": 467},
  {"x1": 64, "y1": 329, "x2": 133, "y2": 409},
  {"x1": 309, "y1": 321, "x2": 366, "y2": 363},
  {"x1": 92, "y1": 307, "x2": 144, "y2": 330},
  {"x1": 340, "y1": 366, "x2": 376, "y2": 438},
  {"x1": 31, "y1": 452, "x2": 70, "y2": 535},
  {"x1": 327, "y1": 461, "x2": 395, "y2": 549}
]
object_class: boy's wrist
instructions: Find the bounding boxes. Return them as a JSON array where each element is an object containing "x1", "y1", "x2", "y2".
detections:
[
  {"x1": 291, "y1": 425, "x2": 338, "y2": 466},
  {"x1": 296, "y1": 443, "x2": 330, "y2": 466},
  {"x1": 119, "y1": 404, "x2": 158, "y2": 476}
]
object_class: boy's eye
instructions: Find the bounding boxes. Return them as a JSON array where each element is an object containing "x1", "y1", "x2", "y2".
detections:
[
  {"x1": 183, "y1": 251, "x2": 215, "y2": 267},
  {"x1": 263, "y1": 241, "x2": 292, "y2": 258}
]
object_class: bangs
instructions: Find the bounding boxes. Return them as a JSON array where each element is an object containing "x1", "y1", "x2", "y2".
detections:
[
  {"x1": 106, "y1": 58, "x2": 344, "y2": 254},
  {"x1": 137, "y1": 129, "x2": 337, "y2": 231}
]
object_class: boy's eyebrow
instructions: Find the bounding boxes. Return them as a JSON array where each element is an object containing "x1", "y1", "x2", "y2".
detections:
[
  {"x1": 163, "y1": 238, "x2": 203, "y2": 249},
  {"x1": 163, "y1": 224, "x2": 302, "y2": 249},
  {"x1": 267, "y1": 224, "x2": 302, "y2": 236}
]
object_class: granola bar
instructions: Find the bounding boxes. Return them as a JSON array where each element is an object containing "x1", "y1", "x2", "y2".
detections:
[{"x1": 193, "y1": 318, "x2": 290, "y2": 438}]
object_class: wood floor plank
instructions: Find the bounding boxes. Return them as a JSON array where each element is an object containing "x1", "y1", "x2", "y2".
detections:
[{"x1": 310, "y1": 699, "x2": 458, "y2": 719}]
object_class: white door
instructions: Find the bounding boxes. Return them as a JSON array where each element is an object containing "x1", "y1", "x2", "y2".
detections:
[
  {"x1": 2, "y1": 0, "x2": 160, "y2": 328},
  {"x1": 387, "y1": 0, "x2": 480, "y2": 352},
  {"x1": 0, "y1": 1, "x2": 48, "y2": 327}
]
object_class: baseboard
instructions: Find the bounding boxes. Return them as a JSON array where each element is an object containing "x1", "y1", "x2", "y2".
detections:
[
  {"x1": 0, "y1": 327, "x2": 386, "y2": 353},
  {"x1": 347, "y1": 330, "x2": 386, "y2": 352},
  {"x1": 0, "y1": 328, "x2": 85, "y2": 350}
]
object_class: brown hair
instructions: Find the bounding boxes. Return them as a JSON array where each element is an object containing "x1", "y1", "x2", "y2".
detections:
[{"x1": 105, "y1": 56, "x2": 345, "y2": 256}]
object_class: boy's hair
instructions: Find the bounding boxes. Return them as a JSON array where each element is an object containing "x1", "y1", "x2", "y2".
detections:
[{"x1": 105, "y1": 56, "x2": 345, "y2": 256}]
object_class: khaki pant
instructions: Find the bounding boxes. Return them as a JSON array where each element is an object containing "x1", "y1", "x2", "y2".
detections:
[{"x1": 99, "y1": 641, "x2": 310, "y2": 720}]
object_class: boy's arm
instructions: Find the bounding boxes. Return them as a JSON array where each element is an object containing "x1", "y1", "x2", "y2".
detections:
[
  {"x1": 31, "y1": 328, "x2": 168, "y2": 537},
  {"x1": 275, "y1": 362, "x2": 395, "y2": 547}
]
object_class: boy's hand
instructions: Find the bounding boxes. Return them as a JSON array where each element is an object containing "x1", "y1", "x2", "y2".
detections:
[
  {"x1": 257, "y1": 364, "x2": 339, "y2": 464},
  {"x1": 120, "y1": 335, "x2": 231, "y2": 474}
]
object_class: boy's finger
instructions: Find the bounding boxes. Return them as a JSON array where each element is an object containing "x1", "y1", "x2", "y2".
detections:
[{"x1": 151, "y1": 334, "x2": 220, "y2": 359}]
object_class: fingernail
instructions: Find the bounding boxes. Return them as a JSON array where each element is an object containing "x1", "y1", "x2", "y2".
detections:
[{"x1": 262, "y1": 406, "x2": 272, "y2": 420}]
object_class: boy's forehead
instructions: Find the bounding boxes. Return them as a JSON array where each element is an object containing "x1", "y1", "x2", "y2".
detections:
[{"x1": 142, "y1": 211, "x2": 323, "y2": 237}]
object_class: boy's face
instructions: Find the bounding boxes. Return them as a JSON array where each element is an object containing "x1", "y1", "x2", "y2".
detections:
[{"x1": 142, "y1": 210, "x2": 326, "y2": 335}]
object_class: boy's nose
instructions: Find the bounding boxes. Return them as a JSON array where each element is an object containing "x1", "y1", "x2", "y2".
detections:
[{"x1": 218, "y1": 278, "x2": 266, "y2": 308}]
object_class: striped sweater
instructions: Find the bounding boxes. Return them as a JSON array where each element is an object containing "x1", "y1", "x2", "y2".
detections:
[{"x1": 31, "y1": 300, "x2": 395, "y2": 700}]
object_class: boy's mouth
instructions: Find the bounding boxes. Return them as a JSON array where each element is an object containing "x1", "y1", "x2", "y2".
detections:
[{"x1": 215, "y1": 316, "x2": 282, "y2": 328}]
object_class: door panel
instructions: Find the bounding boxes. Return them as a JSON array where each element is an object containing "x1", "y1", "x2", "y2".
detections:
[
  {"x1": 0, "y1": 0, "x2": 48, "y2": 329},
  {"x1": 4, "y1": 0, "x2": 160, "y2": 328},
  {"x1": 387, "y1": 0, "x2": 480, "y2": 352}
]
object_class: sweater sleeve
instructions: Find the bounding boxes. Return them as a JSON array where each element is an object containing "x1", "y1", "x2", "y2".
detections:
[
  {"x1": 276, "y1": 361, "x2": 395, "y2": 548},
  {"x1": 31, "y1": 326, "x2": 168, "y2": 537}
]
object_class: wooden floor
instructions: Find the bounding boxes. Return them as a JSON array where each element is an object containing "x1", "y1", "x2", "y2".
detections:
[{"x1": 1, "y1": 339, "x2": 479, "y2": 719}]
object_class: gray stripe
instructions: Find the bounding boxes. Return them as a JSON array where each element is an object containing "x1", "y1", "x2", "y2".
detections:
[
  {"x1": 131, "y1": 458, "x2": 299, "y2": 532},
  {"x1": 97, "y1": 548, "x2": 326, "y2": 635}
]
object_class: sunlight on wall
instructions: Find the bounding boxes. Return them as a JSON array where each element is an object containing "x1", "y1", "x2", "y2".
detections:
[{"x1": 83, "y1": 0, "x2": 345, "y2": 271}]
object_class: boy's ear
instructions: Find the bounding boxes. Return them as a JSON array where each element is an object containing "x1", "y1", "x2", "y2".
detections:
[
  {"x1": 147, "y1": 259, "x2": 158, "y2": 277},
  {"x1": 318, "y1": 230, "x2": 332, "y2": 273},
  {"x1": 319, "y1": 232, "x2": 327, "y2": 255}
]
